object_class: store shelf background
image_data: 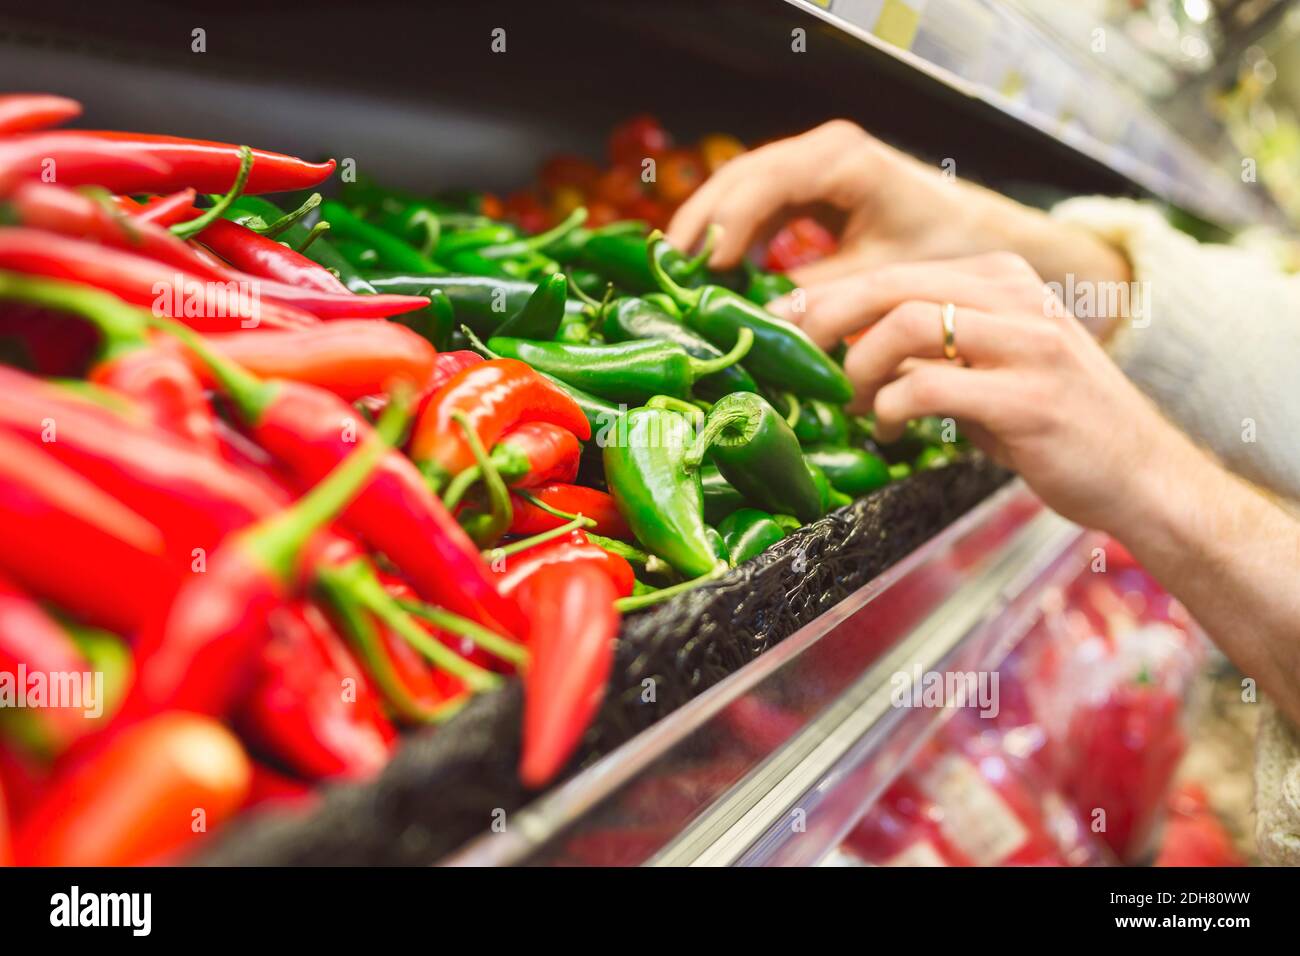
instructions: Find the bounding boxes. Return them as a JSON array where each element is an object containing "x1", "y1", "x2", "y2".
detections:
[{"x1": 792, "y1": 0, "x2": 1285, "y2": 228}]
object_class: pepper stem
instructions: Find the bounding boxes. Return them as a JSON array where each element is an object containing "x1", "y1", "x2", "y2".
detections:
[
  {"x1": 260, "y1": 193, "x2": 322, "y2": 239},
  {"x1": 613, "y1": 566, "x2": 726, "y2": 613},
  {"x1": 645, "y1": 394, "x2": 705, "y2": 425},
  {"x1": 0, "y1": 270, "x2": 149, "y2": 363},
  {"x1": 296, "y1": 220, "x2": 330, "y2": 253},
  {"x1": 567, "y1": 274, "x2": 605, "y2": 310},
  {"x1": 682, "y1": 402, "x2": 754, "y2": 472},
  {"x1": 452, "y1": 409, "x2": 512, "y2": 545},
  {"x1": 688, "y1": 326, "x2": 753, "y2": 379},
  {"x1": 171, "y1": 146, "x2": 254, "y2": 240},
  {"x1": 682, "y1": 224, "x2": 720, "y2": 275},
  {"x1": 780, "y1": 392, "x2": 801, "y2": 429},
  {"x1": 645, "y1": 230, "x2": 702, "y2": 309},
  {"x1": 482, "y1": 206, "x2": 587, "y2": 259},
  {"x1": 486, "y1": 515, "x2": 591, "y2": 560},
  {"x1": 147, "y1": 313, "x2": 276, "y2": 423},
  {"x1": 459, "y1": 324, "x2": 501, "y2": 360},
  {"x1": 242, "y1": 381, "x2": 411, "y2": 585},
  {"x1": 397, "y1": 599, "x2": 529, "y2": 669}
]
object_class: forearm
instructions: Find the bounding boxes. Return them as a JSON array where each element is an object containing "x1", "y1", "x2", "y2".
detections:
[{"x1": 1114, "y1": 439, "x2": 1300, "y2": 726}]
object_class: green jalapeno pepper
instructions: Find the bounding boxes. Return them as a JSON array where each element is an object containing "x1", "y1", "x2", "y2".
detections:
[
  {"x1": 600, "y1": 296, "x2": 757, "y2": 399},
  {"x1": 603, "y1": 406, "x2": 725, "y2": 579},
  {"x1": 687, "y1": 392, "x2": 825, "y2": 523},
  {"x1": 494, "y1": 273, "x2": 568, "y2": 340},
  {"x1": 743, "y1": 263, "x2": 797, "y2": 305},
  {"x1": 803, "y1": 446, "x2": 892, "y2": 496},
  {"x1": 646, "y1": 233, "x2": 853, "y2": 404},
  {"x1": 575, "y1": 226, "x2": 711, "y2": 293},
  {"x1": 701, "y1": 463, "x2": 745, "y2": 525},
  {"x1": 717, "y1": 508, "x2": 785, "y2": 566},
  {"x1": 369, "y1": 274, "x2": 585, "y2": 337},
  {"x1": 486, "y1": 328, "x2": 752, "y2": 405},
  {"x1": 320, "y1": 200, "x2": 444, "y2": 274},
  {"x1": 792, "y1": 398, "x2": 850, "y2": 447}
]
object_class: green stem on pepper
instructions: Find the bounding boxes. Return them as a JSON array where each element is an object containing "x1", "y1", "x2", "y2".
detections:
[
  {"x1": 170, "y1": 146, "x2": 253, "y2": 240},
  {"x1": 396, "y1": 599, "x2": 528, "y2": 669}
]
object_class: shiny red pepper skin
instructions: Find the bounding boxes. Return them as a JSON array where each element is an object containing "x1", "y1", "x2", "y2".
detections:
[
  {"x1": 131, "y1": 189, "x2": 199, "y2": 226},
  {"x1": 0, "y1": 94, "x2": 81, "y2": 135},
  {"x1": 0, "y1": 228, "x2": 318, "y2": 331},
  {"x1": 427, "y1": 350, "x2": 485, "y2": 392},
  {"x1": 196, "y1": 217, "x2": 348, "y2": 293},
  {"x1": 516, "y1": 561, "x2": 621, "y2": 787},
  {"x1": 0, "y1": 132, "x2": 173, "y2": 193},
  {"x1": 244, "y1": 381, "x2": 527, "y2": 639},
  {"x1": 508, "y1": 483, "x2": 634, "y2": 541},
  {"x1": 493, "y1": 529, "x2": 635, "y2": 599},
  {"x1": 0, "y1": 772, "x2": 10, "y2": 867},
  {"x1": 0, "y1": 429, "x2": 176, "y2": 633},
  {"x1": 494, "y1": 421, "x2": 581, "y2": 487},
  {"x1": 411, "y1": 359, "x2": 591, "y2": 485},
  {"x1": 236, "y1": 601, "x2": 396, "y2": 781},
  {"x1": 88, "y1": 345, "x2": 219, "y2": 453},
  {"x1": 27, "y1": 130, "x2": 335, "y2": 194},
  {"x1": 0, "y1": 366, "x2": 282, "y2": 562},
  {"x1": 170, "y1": 321, "x2": 437, "y2": 402}
]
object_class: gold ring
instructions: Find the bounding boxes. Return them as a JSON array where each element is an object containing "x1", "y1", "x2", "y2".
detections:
[{"x1": 941, "y1": 302, "x2": 958, "y2": 361}]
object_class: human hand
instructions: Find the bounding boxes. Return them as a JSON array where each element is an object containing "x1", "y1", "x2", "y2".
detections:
[{"x1": 790, "y1": 251, "x2": 1198, "y2": 535}]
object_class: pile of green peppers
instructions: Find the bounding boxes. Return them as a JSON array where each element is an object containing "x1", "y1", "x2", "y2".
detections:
[{"x1": 228, "y1": 182, "x2": 966, "y2": 594}]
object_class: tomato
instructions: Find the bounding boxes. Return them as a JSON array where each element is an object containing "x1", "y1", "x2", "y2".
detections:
[
  {"x1": 538, "y1": 154, "x2": 601, "y2": 193},
  {"x1": 764, "y1": 216, "x2": 838, "y2": 271},
  {"x1": 622, "y1": 196, "x2": 670, "y2": 230},
  {"x1": 503, "y1": 190, "x2": 550, "y2": 233},
  {"x1": 585, "y1": 200, "x2": 622, "y2": 228},
  {"x1": 592, "y1": 163, "x2": 648, "y2": 210},
  {"x1": 654, "y1": 148, "x2": 707, "y2": 205},
  {"x1": 608, "y1": 114, "x2": 672, "y2": 166},
  {"x1": 698, "y1": 133, "x2": 745, "y2": 173}
]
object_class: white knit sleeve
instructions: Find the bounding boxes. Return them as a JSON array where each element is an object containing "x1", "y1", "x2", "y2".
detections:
[{"x1": 1052, "y1": 197, "x2": 1300, "y2": 501}]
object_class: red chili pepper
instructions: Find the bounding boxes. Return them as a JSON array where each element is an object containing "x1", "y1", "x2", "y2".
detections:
[
  {"x1": 7, "y1": 130, "x2": 334, "y2": 194},
  {"x1": 0, "y1": 93, "x2": 81, "y2": 135},
  {"x1": 427, "y1": 350, "x2": 485, "y2": 392},
  {"x1": 1, "y1": 269, "x2": 222, "y2": 451},
  {"x1": 243, "y1": 761, "x2": 317, "y2": 812},
  {"x1": 508, "y1": 483, "x2": 633, "y2": 541},
  {"x1": 0, "y1": 365, "x2": 282, "y2": 564},
  {"x1": 410, "y1": 359, "x2": 590, "y2": 489},
  {"x1": 0, "y1": 773, "x2": 10, "y2": 867},
  {"x1": 162, "y1": 325, "x2": 527, "y2": 639},
  {"x1": 170, "y1": 320, "x2": 437, "y2": 401},
  {"x1": 195, "y1": 217, "x2": 348, "y2": 293},
  {"x1": 14, "y1": 712, "x2": 251, "y2": 866},
  {"x1": 133, "y1": 189, "x2": 200, "y2": 226},
  {"x1": 493, "y1": 421, "x2": 581, "y2": 487},
  {"x1": 493, "y1": 529, "x2": 635, "y2": 599},
  {"x1": 516, "y1": 561, "x2": 620, "y2": 787},
  {"x1": 0, "y1": 429, "x2": 175, "y2": 634},
  {"x1": 235, "y1": 601, "x2": 395, "y2": 781},
  {"x1": 0, "y1": 132, "x2": 173, "y2": 193},
  {"x1": 0, "y1": 228, "x2": 318, "y2": 331},
  {"x1": 120, "y1": 391, "x2": 405, "y2": 720}
]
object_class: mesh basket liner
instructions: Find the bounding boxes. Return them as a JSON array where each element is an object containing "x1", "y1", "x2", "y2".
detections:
[{"x1": 201, "y1": 455, "x2": 1010, "y2": 865}]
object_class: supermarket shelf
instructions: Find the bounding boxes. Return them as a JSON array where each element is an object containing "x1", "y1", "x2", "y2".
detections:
[
  {"x1": 445, "y1": 482, "x2": 1086, "y2": 867},
  {"x1": 786, "y1": 0, "x2": 1282, "y2": 228}
]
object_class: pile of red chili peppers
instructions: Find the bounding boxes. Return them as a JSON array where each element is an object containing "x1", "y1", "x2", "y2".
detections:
[{"x1": 0, "y1": 96, "x2": 961, "y2": 866}]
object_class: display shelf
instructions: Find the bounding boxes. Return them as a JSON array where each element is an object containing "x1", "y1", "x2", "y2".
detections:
[
  {"x1": 788, "y1": 0, "x2": 1282, "y2": 228},
  {"x1": 445, "y1": 483, "x2": 1086, "y2": 866}
]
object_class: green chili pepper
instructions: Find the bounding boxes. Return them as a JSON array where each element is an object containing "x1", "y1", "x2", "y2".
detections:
[
  {"x1": 705, "y1": 526, "x2": 729, "y2": 565},
  {"x1": 889, "y1": 462, "x2": 913, "y2": 481},
  {"x1": 772, "y1": 513, "x2": 802, "y2": 535},
  {"x1": 486, "y1": 327, "x2": 752, "y2": 405},
  {"x1": 687, "y1": 392, "x2": 825, "y2": 523},
  {"x1": 806, "y1": 460, "x2": 833, "y2": 514},
  {"x1": 225, "y1": 197, "x2": 378, "y2": 294},
  {"x1": 320, "y1": 200, "x2": 445, "y2": 274},
  {"x1": 554, "y1": 311, "x2": 595, "y2": 344},
  {"x1": 333, "y1": 238, "x2": 381, "y2": 270},
  {"x1": 474, "y1": 207, "x2": 587, "y2": 261},
  {"x1": 369, "y1": 274, "x2": 585, "y2": 336},
  {"x1": 600, "y1": 296, "x2": 757, "y2": 399},
  {"x1": 494, "y1": 273, "x2": 568, "y2": 340},
  {"x1": 646, "y1": 233, "x2": 853, "y2": 404},
  {"x1": 642, "y1": 291, "x2": 682, "y2": 318},
  {"x1": 915, "y1": 445, "x2": 955, "y2": 471},
  {"x1": 394, "y1": 289, "x2": 456, "y2": 351},
  {"x1": 433, "y1": 224, "x2": 519, "y2": 260},
  {"x1": 576, "y1": 227, "x2": 710, "y2": 293},
  {"x1": 792, "y1": 398, "x2": 850, "y2": 447},
  {"x1": 743, "y1": 262, "x2": 797, "y2": 305},
  {"x1": 602, "y1": 406, "x2": 724, "y2": 579},
  {"x1": 701, "y1": 463, "x2": 745, "y2": 525},
  {"x1": 803, "y1": 446, "x2": 892, "y2": 496},
  {"x1": 717, "y1": 508, "x2": 785, "y2": 566}
]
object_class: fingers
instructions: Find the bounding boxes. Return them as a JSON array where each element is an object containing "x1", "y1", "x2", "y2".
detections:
[
  {"x1": 842, "y1": 303, "x2": 1028, "y2": 408},
  {"x1": 870, "y1": 364, "x2": 1013, "y2": 442}
]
